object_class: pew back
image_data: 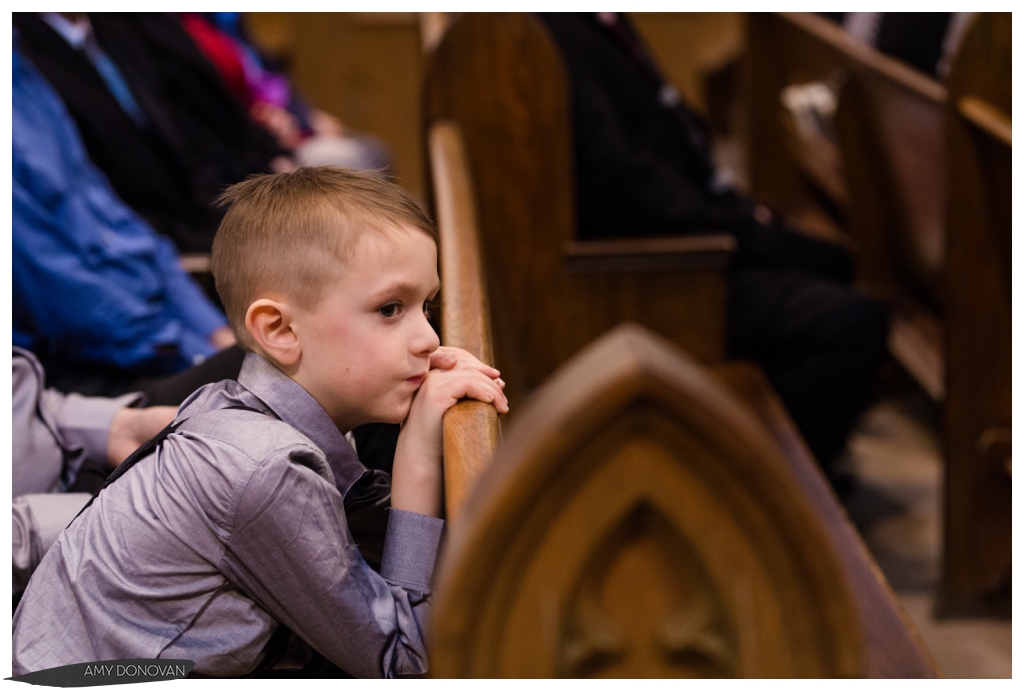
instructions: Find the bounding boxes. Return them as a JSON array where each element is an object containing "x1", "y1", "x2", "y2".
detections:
[
  {"x1": 424, "y1": 13, "x2": 733, "y2": 409},
  {"x1": 832, "y1": 32, "x2": 948, "y2": 310},
  {"x1": 939, "y1": 12, "x2": 1012, "y2": 617}
]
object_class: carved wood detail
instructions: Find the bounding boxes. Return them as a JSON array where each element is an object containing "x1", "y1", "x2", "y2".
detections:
[{"x1": 430, "y1": 324, "x2": 865, "y2": 677}]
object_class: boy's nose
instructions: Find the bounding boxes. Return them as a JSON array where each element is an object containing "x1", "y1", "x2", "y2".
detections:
[{"x1": 413, "y1": 314, "x2": 441, "y2": 356}]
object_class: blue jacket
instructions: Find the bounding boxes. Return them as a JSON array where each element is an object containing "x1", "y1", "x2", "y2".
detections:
[{"x1": 13, "y1": 49, "x2": 227, "y2": 372}]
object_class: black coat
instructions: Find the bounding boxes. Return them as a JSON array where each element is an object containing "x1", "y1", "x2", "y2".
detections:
[
  {"x1": 538, "y1": 13, "x2": 759, "y2": 240},
  {"x1": 13, "y1": 13, "x2": 283, "y2": 253}
]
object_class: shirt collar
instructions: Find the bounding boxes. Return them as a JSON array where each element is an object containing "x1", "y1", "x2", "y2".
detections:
[
  {"x1": 41, "y1": 13, "x2": 93, "y2": 51},
  {"x1": 237, "y1": 351, "x2": 367, "y2": 497}
]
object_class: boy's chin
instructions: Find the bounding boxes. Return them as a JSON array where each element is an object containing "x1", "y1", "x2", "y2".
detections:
[{"x1": 376, "y1": 403, "x2": 413, "y2": 425}]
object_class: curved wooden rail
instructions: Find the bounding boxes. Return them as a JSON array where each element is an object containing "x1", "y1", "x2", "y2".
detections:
[
  {"x1": 429, "y1": 120, "x2": 501, "y2": 524},
  {"x1": 958, "y1": 96, "x2": 1011, "y2": 147}
]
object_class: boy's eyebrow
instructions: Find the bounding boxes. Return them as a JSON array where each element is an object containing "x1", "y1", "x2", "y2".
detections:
[{"x1": 368, "y1": 281, "x2": 441, "y2": 300}]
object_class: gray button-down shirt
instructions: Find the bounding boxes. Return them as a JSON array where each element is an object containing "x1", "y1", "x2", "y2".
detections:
[{"x1": 13, "y1": 353, "x2": 445, "y2": 678}]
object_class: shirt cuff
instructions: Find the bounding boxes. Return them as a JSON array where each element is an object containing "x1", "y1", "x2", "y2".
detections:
[
  {"x1": 55, "y1": 391, "x2": 144, "y2": 466},
  {"x1": 380, "y1": 508, "x2": 445, "y2": 590}
]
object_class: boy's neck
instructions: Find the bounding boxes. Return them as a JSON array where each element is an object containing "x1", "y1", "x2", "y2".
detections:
[{"x1": 248, "y1": 348, "x2": 357, "y2": 434}]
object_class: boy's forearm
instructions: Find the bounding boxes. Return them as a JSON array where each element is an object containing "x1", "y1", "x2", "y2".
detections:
[{"x1": 391, "y1": 427, "x2": 443, "y2": 518}]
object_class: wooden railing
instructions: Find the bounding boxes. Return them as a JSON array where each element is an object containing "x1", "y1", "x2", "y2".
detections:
[{"x1": 430, "y1": 120, "x2": 501, "y2": 524}]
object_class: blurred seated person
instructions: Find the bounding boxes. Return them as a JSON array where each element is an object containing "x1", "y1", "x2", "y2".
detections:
[
  {"x1": 12, "y1": 347, "x2": 178, "y2": 603},
  {"x1": 13, "y1": 12, "x2": 289, "y2": 253},
  {"x1": 13, "y1": 46, "x2": 235, "y2": 397},
  {"x1": 538, "y1": 13, "x2": 889, "y2": 486},
  {"x1": 181, "y1": 12, "x2": 392, "y2": 173}
]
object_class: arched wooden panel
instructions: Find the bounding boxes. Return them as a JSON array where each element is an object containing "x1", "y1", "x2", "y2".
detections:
[{"x1": 429, "y1": 324, "x2": 865, "y2": 677}]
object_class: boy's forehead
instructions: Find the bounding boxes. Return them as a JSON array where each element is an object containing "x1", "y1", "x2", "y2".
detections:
[
  {"x1": 342, "y1": 227, "x2": 438, "y2": 291},
  {"x1": 350, "y1": 222, "x2": 436, "y2": 257}
]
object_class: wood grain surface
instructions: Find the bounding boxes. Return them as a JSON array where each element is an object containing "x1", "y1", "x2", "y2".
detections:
[
  {"x1": 429, "y1": 325, "x2": 938, "y2": 677},
  {"x1": 938, "y1": 12, "x2": 1012, "y2": 617},
  {"x1": 431, "y1": 325, "x2": 864, "y2": 677},
  {"x1": 430, "y1": 121, "x2": 501, "y2": 524}
]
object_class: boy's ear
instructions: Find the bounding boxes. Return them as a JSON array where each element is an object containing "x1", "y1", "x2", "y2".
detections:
[{"x1": 245, "y1": 299, "x2": 301, "y2": 367}]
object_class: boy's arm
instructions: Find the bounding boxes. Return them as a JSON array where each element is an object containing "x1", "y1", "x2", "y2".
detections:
[
  {"x1": 221, "y1": 452, "x2": 442, "y2": 678},
  {"x1": 391, "y1": 347, "x2": 508, "y2": 518}
]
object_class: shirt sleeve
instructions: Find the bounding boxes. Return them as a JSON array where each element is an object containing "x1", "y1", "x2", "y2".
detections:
[
  {"x1": 220, "y1": 446, "x2": 444, "y2": 678},
  {"x1": 12, "y1": 173, "x2": 215, "y2": 370},
  {"x1": 13, "y1": 347, "x2": 140, "y2": 493},
  {"x1": 39, "y1": 387, "x2": 143, "y2": 471}
]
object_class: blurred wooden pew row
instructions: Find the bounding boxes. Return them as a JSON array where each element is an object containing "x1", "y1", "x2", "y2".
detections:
[
  {"x1": 748, "y1": 11, "x2": 1011, "y2": 618},
  {"x1": 748, "y1": 11, "x2": 948, "y2": 400},
  {"x1": 426, "y1": 16, "x2": 937, "y2": 675}
]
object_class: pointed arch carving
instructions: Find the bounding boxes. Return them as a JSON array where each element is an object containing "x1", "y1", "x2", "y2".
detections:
[{"x1": 429, "y1": 325, "x2": 865, "y2": 677}]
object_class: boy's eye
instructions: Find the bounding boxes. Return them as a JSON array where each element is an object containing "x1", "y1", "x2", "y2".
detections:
[{"x1": 378, "y1": 303, "x2": 401, "y2": 319}]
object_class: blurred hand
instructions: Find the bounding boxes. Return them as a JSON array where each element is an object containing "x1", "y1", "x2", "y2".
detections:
[
  {"x1": 270, "y1": 155, "x2": 299, "y2": 174},
  {"x1": 309, "y1": 108, "x2": 346, "y2": 137},
  {"x1": 107, "y1": 406, "x2": 177, "y2": 467},
  {"x1": 210, "y1": 326, "x2": 236, "y2": 350}
]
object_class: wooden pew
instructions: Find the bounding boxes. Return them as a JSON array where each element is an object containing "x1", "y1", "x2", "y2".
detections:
[
  {"x1": 423, "y1": 12, "x2": 735, "y2": 411},
  {"x1": 938, "y1": 12, "x2": 1011, "y2": 618},
  {"x1": 431, "y1": 323, "x2": 938, "y2": 677},
  {"x1": 430, "y1": 87, "x2": 938, "y2": 677}
]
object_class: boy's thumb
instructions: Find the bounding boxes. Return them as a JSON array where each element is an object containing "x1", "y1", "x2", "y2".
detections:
[{"x1": 432, "y1": 353, "x2": 458, "y2": 370}]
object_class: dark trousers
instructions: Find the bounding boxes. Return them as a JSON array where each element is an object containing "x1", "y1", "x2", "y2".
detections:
[{"x1": 727, "y1": 223, "x2": 889, "y2": 472}]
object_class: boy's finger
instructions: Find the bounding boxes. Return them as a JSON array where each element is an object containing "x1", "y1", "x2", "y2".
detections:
[
  {"x1": 434, "y1": 346, "x2": 501, "y2": 378},
  {"x1": 429, "y1": 352, "x2": 458, "y2": 370},
  {"x1": 448, "y1": 371, "x2": 509, "y2": 413}
]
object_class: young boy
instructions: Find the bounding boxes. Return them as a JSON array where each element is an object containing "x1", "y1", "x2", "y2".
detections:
[{"x1": 12, "y1": 167, "x2": 509, "y2": 678}]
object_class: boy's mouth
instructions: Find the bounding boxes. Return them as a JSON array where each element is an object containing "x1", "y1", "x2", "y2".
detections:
[{"x1": 406, "y1": 375, "x2": 424, "y2": 386}]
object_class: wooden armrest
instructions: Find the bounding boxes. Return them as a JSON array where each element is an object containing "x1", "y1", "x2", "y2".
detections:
[
  {"x1": 179, "y1": 253, "x2": 211, "y2": 274},
  {"x1": 563, "y1": 235, "x2": 735, "y2": 273},
  {"x1": 959, "y1": 96, "x2": 1012, "y2": 146}
]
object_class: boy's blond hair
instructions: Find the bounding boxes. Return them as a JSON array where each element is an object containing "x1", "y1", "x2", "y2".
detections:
[{"x1": 211, "y1": 166, "x2": 438, "y2": 350}]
